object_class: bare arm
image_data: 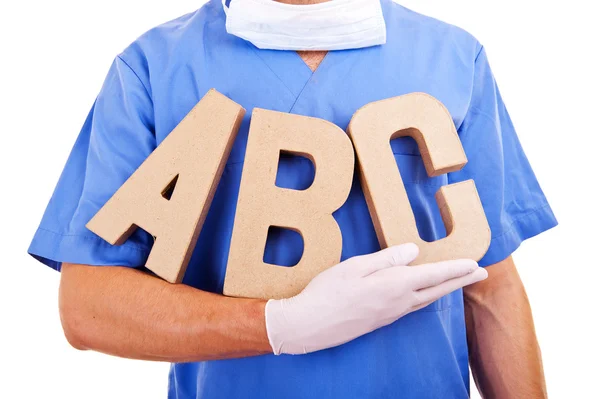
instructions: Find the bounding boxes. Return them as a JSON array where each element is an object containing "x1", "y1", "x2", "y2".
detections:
[
  {"x1": 464, "y1": 256, "x2": 547, "y2": 398},
  {"x1": 59, "y1": 263, "x2": 271, "y2": 363}
]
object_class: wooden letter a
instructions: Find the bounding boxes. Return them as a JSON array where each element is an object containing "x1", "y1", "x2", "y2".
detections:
[{"x1": 86, "y1": 89, "x2": 245, "y2": 283}]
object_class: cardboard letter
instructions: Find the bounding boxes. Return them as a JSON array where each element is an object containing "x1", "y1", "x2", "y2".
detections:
[
  {"x1": 224, "y1": 109, "x2": 355, "y2": 299},
  {"x1": 347, "y1": 93, "x2": 491, "y2": 264},
  {"x1": 86, "y1": 89, "x2": 245, "y2": 283}
]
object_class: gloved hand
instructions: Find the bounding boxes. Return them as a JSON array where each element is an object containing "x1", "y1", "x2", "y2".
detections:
[{"x1": 265, "y1": 243, "x2": 487, "y2": 355}]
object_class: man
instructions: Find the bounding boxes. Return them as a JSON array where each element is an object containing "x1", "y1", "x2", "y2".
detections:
[{"x1": 28, "y1": 0, "x2": 557, "y2": 397}]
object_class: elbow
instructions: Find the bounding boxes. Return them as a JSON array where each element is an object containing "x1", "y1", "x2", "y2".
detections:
[
  {"x1": 59, "y1": 301, "x2": 90, "y2": 351},
  {"x1": 58, "y1": 265, "x2": 94, "y2": 351},
  {"x1": 59, "y1": 263, "x2": 130, "y2": 356}
]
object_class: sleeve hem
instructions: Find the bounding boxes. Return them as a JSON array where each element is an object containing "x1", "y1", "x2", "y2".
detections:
[
  {"x1": 28, "y1": 228, "x2": 151, "y2": 272},
  {"x1": 478, "y1": 204, "x2": 558, "y2": 267}
]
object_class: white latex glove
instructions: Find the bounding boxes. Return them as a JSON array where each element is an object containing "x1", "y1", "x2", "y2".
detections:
[{"x1": 265, "y1": 243, "x2": 487, "y2": 355}]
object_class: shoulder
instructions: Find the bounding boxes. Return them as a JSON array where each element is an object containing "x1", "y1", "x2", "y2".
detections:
[
  {"x1": 114, "y1": 1, "x2": 223, "y2": 91},
  {"x1": 131, "y1": 2, "x2": 222, "y2": 53},
  {"x1": 385, "y1": 1, "x2": 483, "y2": 65}
]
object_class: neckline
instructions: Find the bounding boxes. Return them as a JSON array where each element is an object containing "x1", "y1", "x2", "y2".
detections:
[{"x1": 296, "y1": 51, "x2": 331, "y2": 74}]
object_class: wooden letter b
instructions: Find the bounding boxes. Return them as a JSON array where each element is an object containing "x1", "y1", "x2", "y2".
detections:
[{"x1": 223, "y1": 109, "x2": 355, "y2": 299}]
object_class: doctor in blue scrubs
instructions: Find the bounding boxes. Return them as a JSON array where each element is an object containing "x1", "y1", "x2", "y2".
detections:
[{"x1": 28, "y1": 0, "x2": 557, "y2": 397}]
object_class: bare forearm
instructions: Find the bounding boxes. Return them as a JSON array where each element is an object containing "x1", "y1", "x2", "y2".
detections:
[
  {"x1": 59, "y1": 263, "x2": 271, "y2": 362},
  {"x1": 464, "y1": 257, "x2": 547, "y2": 398}
]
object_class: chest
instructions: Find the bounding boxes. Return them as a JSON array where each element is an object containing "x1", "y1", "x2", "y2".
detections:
[{"x1": 150, "y1": 44, "x2": 474, "y2": 163}]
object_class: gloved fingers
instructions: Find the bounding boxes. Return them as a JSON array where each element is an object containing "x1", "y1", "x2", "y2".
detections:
[
  {"x1": 414, "y1": 267, "x2": 488, "y2": 305},
  {"x1": 409, "y1": 259, "x2": 479, "y2": 290},
  {"x1": 361, "y1": 243, "x2": 419, "y2": 276}
]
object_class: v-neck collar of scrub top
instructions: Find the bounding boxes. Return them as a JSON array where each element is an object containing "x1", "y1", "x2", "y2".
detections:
[
  {"x1": 249, "y1": 47, "x2": 330, "y2": 94},
  {"x1": 244, "y1": 45, "x2": 371, "y2": 114}
]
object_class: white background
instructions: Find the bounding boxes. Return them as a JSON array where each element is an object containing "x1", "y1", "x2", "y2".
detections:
[{"x1": 1, "y1": 0, "x2": 598, "y2": 397}]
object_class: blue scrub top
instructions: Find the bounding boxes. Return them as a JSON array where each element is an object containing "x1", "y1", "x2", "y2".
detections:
[{"x1": 28, "y1": 0, "x2": 558, "y2": 397}]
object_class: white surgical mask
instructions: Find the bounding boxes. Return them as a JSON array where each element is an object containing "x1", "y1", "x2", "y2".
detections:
[{"x1": 222, "y1": 0, "x2": 387, "y2": 51}]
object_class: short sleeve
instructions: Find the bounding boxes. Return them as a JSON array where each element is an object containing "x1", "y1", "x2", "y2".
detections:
[
  {"x1": 449, "y1": 46, "x2": 558, "y2": 266},
  {"x1": 28, "y1": 55, "x2": 156, "y2": 271}
]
